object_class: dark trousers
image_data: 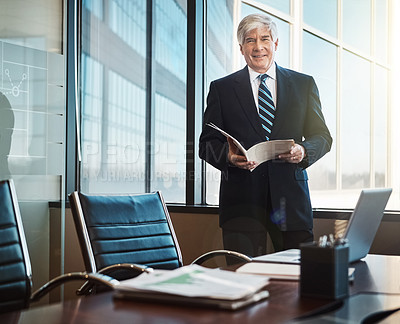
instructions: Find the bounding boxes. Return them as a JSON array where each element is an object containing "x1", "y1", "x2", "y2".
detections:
[
  {"x1": 222, "y1": 219, "x2": 313, "y2": 257},
  {"x1": 221, "y1": 189, "x2": 313, "y2": 257}
]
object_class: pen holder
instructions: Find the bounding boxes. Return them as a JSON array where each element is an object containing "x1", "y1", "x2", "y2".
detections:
[{"x1": 300, "y1": 242, "x2": 349, "y2": 300}]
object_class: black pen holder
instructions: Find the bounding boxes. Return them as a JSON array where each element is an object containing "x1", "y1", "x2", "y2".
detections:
[{"x1": 300, "y1": 242, "x2": 349, "y2": 300}]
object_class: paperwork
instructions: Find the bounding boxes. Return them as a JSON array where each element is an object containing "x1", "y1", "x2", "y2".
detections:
[
  {"x1": 207, "y1": 123, "x2": 294, "y2": 168},
  {"x1": 253, "y1": 249, "x2": 301, "y2": 264},
  {"x1": 236, "y1": 262, "x2": 355, "y2": 282},
  {"x1": 114, "y1": 265, "x2": 270, "y2": 310},
  {"x1": 237, "y1": 262, "x2": 300, "y2": 280}
]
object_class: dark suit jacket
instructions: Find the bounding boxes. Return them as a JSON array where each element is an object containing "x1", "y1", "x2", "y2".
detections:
[{"x1": 199, "y1": 64, "x2": 332, "y2": 231}]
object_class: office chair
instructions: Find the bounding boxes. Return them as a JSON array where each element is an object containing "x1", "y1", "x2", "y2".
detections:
[
  {"x1": 69, "y1": 191, "x2": 251, "y2": 294},
  {"x1": 0, "y1": 179, "x2": 123, "y2": 314}
]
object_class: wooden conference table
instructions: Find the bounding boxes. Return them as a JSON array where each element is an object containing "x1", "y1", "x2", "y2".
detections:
[{"x1": 1, "y1": 254, "x2": 400, "y2": 324}]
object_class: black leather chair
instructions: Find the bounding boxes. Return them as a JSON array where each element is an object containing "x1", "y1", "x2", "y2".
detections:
[
  {"x1": 69, "y1": 191, "x2": 251, "y2": 293},
  {"x1": 0, "y1": 179, "x2": 120, "y2": 314}
]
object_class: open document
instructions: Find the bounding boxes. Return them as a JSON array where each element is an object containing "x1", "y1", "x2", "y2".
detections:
[
  {"x1": 207, "y1": 123, "x2": 294, "y2": 168},
  {"x1": 114, "y1": 264, "x2": 270, "y2": 310}
]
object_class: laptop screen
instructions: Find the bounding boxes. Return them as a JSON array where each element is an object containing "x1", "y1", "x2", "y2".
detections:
[{"x1": 344, "y1": 188, "x2": 392, "y2": 262}]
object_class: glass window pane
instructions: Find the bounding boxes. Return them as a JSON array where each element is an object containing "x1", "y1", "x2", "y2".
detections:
[
  {"x1": 83, "y1": 0, "x2": 103, "y2": 19},
  {"x1": 343, "y1": 0, "x2": 371, "y2": 54},
  {"x1": 272, "y1": 19, "x2": 289, "y2": 68},
  {"x1": 81, "y1": 0, "x2": 147, "y2": 194},
  {"x1": 374, "y1": 0, "x2": 388, "y2": 63},
  {"x1": 205, "y1": 1, "x2": 234, "y2": 205},
  {"x1": 152, "y1": 0, "x2": 187, "y2": 203},
  {"x1": 109, "y1": 0, "x2": 146, "y2": 57},
  {"x1": 374, "y1": 66, "x2": 388, "y2": 187},
  {"x1": 257, "y1": 0, "x2": 290, "y2": 14},
  {"x1": 341, "y1": 51, "x2": 371, "y2": 189},
  {"x1": 302, "y1": 32, "x2": 337, "y2": 191},
  {"x1": 303, "y1": 0, "x2": 337, "y2": 38},
  {"x1": 206, "y1": 0, "x2": 235, "y2": 85}
]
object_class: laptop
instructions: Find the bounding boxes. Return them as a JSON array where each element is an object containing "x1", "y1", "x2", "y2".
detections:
[{"x1": 254, "y1": 188, "x2": 392, "y2": 264}]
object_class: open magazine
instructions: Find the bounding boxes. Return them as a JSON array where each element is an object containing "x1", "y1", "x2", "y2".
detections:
[
  {"x1": 114, "y1": 265, "x2": 270, "y2": 310},
  {"x1": 207, "y1": 123, "x2": 294, "y2": 169}
]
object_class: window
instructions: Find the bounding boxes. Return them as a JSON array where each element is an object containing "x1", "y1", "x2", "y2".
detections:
[
  {"x1": 80, "y1": 0, "x2": 187, "y2": 202},
  {"x1": 341, "y1": 51, "x2": 371, "y2": 189},
  {"x1": 152, "y1": 0, "x2": 187, "y2": 202},
  {"x1": 78, "y1": 0, "x2": 399, "y2": 211},
  {"x1": 302, "y1": 32, "x2": 337, "y2": 190},
  {"x1": 303, "y1": 0, "x2": 337, "y2": 38}
]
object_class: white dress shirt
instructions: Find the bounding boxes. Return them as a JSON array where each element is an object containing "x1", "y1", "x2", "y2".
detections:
[{"x1": 248, "y1": 63, "x2": 277, "y2": 113}]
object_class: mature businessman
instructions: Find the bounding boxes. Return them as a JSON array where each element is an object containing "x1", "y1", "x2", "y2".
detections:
[{"x1": 199, "y1": 14, "x2": 332, "y2": 257}]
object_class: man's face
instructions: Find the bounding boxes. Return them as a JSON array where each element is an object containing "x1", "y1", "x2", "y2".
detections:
[{"x1": 240, "y1": 27, "x2": 278, "y2": 73}]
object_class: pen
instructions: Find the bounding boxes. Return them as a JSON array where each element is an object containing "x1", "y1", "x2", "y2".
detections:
[
  {"x1": 329, "y1": 234, "x2": 335, "y2": 246},
  {"x1": 318, "y1": 235, "x2": 327, "y2": 247}
]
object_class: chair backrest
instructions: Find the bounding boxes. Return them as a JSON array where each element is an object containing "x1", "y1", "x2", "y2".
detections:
[
  {"x1": 69, "y1": 191, "x2": 183, "y2": 277},
  {"x1": 0, "y1": 179, "x2": 32, "y2": 313}
]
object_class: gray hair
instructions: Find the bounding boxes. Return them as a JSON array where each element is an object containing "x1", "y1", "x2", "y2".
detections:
[{"x1": 237, "y1": 14, "x2": 278, "y2": 45}]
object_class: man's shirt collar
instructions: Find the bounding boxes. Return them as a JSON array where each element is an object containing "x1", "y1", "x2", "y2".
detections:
[{"x1": 248, "y1": 63, "x2": 276, "y2": 82}]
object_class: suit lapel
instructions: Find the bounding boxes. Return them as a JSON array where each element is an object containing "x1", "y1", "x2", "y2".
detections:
[
  {"x1": 271, "y1": 64, "x2": 292, "y2": 138},
  {"x1": 233, "y1": 67, "x2": 266, "y2": 139}
]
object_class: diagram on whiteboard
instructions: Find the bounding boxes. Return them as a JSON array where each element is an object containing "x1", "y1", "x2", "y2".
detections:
[{"x1": 3, "y1": 68, "x2": 27, "y2": 97}]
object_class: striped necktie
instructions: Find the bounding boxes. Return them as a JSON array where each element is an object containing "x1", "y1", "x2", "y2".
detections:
[{"x1": 258, "y1": 74, "x2": 275, "y2": 140}]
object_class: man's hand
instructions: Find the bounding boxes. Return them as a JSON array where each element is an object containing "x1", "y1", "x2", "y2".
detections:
[
  {"x1": 278, "y1": 143, "x2": 306, "y2": 164},
  {"x1": 227, "y1": 137, "x2": 256, "y2": 170}
]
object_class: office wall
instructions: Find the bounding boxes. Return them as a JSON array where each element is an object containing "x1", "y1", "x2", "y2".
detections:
[
  {"x1": 171, "y1": 212, "x2": 400, "y2": 261},
  {"x1": 169, "y1": 212, "x2": 224, "y2": 264}
]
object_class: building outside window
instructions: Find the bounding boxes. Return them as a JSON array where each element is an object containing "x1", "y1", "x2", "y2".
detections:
[{"x1": 80, "y1": 0, "x2": 187, "y2": 203}]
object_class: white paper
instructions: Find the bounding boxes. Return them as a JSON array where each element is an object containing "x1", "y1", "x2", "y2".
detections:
[
  {"x1": 253, "y1": 249, "x2": 301, "y2": 264},
  {"x1": 116, "y1": 264, "x2": 270, "y2": 301},
  {"x1": 236, "y1": 262, "x2": 300, "y2": 280},
  {"x1": 207, "y1": 122, "x2": 294, "y2": 168}
]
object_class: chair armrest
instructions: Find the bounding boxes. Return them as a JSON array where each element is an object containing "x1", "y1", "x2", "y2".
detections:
[
  {"x1": 97, "y1": 263, "x2": 153, "y2": 276},
  {"x1": 77, "y1": 263, "x2": 152, "y2": 296},
  {"x1": 30, "y1": 272, "x2": 119, "y2": 303},
  {"x1": 191, "y1": 250, "x2": 252, "y2": 265}
]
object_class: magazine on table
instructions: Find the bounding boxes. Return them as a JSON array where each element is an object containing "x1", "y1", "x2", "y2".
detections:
[{"x1": 114, "y1": 264, "x2": 270, "y2": 310}]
